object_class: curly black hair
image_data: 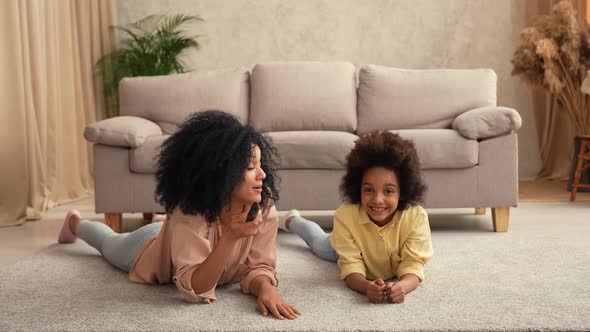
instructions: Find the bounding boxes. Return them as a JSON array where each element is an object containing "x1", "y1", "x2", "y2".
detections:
[
  {"x1": 155, "y1": 110, "x2": 280, "y2": 222},
  {"x1": 340, "y1": 131, "x2": 426, "y2": 211}
]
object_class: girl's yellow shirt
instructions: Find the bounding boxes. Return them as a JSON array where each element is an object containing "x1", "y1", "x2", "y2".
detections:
[{"x1": 330, "y1": 203, "x2": 433, "y2": 281}]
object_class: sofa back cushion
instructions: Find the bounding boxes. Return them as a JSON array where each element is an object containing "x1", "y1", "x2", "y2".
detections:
[
  {"x1": 357, "y1": 65, "x2": 497, "y2": 135},
  {"x1": 119, "y1": 68, "x2": 250, "y2": 134},
  {"x1": 250, "y1": 62, "x2": 357, "y2": 132}
]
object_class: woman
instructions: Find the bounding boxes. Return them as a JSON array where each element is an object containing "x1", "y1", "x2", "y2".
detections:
[{"x1": 58, "y1": 110, "x2": 300, "y2": 320}]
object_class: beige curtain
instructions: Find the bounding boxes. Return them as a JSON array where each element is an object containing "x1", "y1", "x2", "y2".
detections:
[
  {"x1": 525, "y1": 0, "x2": 587, "y2": 179},
  {"x1": 0, "y1": 0, "x2": 117, "y2": 227}
]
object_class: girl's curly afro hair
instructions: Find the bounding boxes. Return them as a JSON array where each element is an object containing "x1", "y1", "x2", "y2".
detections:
[
  {"x1": 155, "y1": 110, "x2": 279, "y2": 222},
  {"x1": 340, "y1": 131, "x2": 427, "y2": 211}
]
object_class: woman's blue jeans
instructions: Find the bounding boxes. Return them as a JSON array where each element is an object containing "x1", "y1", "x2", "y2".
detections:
[{"x1": 76, "y1": 220, "x2": 163, "y2": 272}]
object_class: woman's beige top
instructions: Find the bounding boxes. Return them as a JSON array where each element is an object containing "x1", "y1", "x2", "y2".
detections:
[{"x1": 128, "y1": 205, "x2": 279, "y2": 304}]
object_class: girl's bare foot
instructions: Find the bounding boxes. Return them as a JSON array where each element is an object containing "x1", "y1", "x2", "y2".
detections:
[
  {"x1": 151, "y1": 213, "x2": 167, "y2": 223},
  {"x1": 284, "y1": 216, "x2": 296, "y2": 230},
  {"x1": 278, "y1": 210, "x2": 301, "y2": 231}
]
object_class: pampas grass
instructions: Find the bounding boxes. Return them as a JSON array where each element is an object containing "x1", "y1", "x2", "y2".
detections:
[{"x1": 512, "y1": 1, "x2": 590, "y2": 136}]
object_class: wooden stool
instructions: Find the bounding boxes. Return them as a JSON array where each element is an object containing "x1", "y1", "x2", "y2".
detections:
[{"x1": 570, "y1": 136, "x2": 590, "y2": 201}]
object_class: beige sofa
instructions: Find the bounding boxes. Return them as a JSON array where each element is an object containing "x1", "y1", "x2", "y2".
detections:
[{"x1": 84, "y1": 62, "x2": 521, "y2": 232}]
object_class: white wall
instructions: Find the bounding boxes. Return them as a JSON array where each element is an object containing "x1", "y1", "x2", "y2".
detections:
[{"x1": 118, "y1": 0, "x2": 541, "y2": 179}]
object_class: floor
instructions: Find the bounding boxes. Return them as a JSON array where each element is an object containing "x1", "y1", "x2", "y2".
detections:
[
  {"x1": 1, "y1": 180, "x2": 589, "y2": 267},
  {"x1": 519, "y1": 179, "x2": 590, "y2": 202},
  {"x1": 4, "y1": 201, "x2": 589, "y2": 331}
]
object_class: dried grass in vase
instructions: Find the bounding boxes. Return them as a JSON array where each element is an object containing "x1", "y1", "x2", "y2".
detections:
[{"x1": 512, "y1": 0, "x2": 590, "y2": 136}]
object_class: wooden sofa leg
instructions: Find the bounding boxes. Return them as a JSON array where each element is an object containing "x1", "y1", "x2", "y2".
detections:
[
  {"x1": 491, "y1": 208, "x2": 509, "y2": 232},
  {"x1": 143, "y1": 213, "x2": 153, "y2": 220},
  {"x1": 105, "y1": 213, "x2": 122, "y2": 233},
  {"x1": 475, "y1": 208, "x2": 486, "y2": 215}
]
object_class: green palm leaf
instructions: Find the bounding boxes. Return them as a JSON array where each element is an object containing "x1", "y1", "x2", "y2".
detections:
[{"x1": 96, "y1": 14, "x2": 203, "y2": 117}]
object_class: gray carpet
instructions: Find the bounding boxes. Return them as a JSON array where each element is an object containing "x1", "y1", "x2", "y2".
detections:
[{"x1": 1, "y1": 202, "x2": 590, "y2": 331}]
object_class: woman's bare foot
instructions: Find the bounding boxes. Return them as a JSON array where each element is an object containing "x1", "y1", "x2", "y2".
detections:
[
  {"x1": 58, "y1": 210, "x2": 81, "y2": 243},
  {"x1": 68, "y1": 213, "x2": 81, "y2": 236}
]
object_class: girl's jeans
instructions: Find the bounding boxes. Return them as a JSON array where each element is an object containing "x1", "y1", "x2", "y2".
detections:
[{"x1": 289, "y1": 216, "x2": 339, "y2": 262}]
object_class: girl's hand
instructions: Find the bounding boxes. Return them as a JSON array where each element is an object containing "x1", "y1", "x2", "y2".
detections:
[
  {"x1": 222, "y1": 205, "x2": 262, "y2": 241},
  {"x1": 257, "y1": 284, "x2": 300, "y2": 320},
  {"x1": 367, "y1": 278, "x2": 386, "y2": 303},
  {"x1": 385, "y1": 282, "x2": 406, "y2": 304}
]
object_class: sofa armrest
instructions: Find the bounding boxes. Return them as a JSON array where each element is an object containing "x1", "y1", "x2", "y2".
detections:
[
  {"x1": 452, "y1": 106, "x2": 522, "y2": 140},
  {"x1": 84, "y1": 116, "x2": 162, "y2": 148}
]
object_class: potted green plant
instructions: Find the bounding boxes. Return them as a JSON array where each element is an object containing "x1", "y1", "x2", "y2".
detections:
[
  {"x1": 96, "y1": 14, "x2": 203, "y2": 118},
  {"x1": 511, "y1": 1, "x2": 590, "y2": 191}
]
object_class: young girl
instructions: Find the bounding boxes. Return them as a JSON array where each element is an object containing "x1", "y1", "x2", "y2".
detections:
[
  {"x1": 58, "y1": 110, "x2": 300, "y2": 320},
  {"x1": 279, "y1": 131, "x2": 433, "y2": 304}
]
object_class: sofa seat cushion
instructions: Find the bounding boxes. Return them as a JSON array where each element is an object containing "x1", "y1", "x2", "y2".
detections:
[
  {"x1": 393, "y1": 129, "x2": 478, "y2": 169},
  {"x1": 130, "y1": 135, "x2": 170, "y2": 173},
  {"x1": 267, "y1": 131, "x2": 358, "y2": 169}
]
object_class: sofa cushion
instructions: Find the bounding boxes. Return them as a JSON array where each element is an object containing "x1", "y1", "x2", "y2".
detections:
[
  {"x1": 130, "y1": 135, "x2": 170, "y2": 173},
  {"x1": 250, "y1": 62, "x2": 357, "y2": 132},
  {"x1": 267, "y1": 131, "x2": 358, "y2": 169},
  {"x1": 452, "y1": 106, "x2": 522, "y2": 140},
  {"x1": 84, "y1": 116, "x2": 162, "y2": 148},
  {"x1": 393, "y1": 129, "x2": 478, "y2": 169},
  {"x1": 357, "y1": 65, "x2": 497, "y2": 134},
  {"x1": 119, "y1": 68, "x2": 250, "y2": 134},
  {"x1": 128, "y1": 130, "x2": 476, "y2": 173}
]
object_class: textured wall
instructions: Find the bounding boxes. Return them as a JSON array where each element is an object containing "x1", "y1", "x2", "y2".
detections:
[{"x1": 118, "y1": 0, "x2": 541, "y2": 179}]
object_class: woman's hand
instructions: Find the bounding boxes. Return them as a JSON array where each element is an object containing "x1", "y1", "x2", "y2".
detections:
[
  {"x1": 367, "y1": 278, "x2": 386, "y2": 303},
  {"x1": 222, "y1": 205, "x2": 262, "y2": 241},
  {"x1": 385, "y1": 282, "x2": 406, "y2": 303},
  {"x1": 257, "y1": 284, "x2": 300, "y2": 320}
]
